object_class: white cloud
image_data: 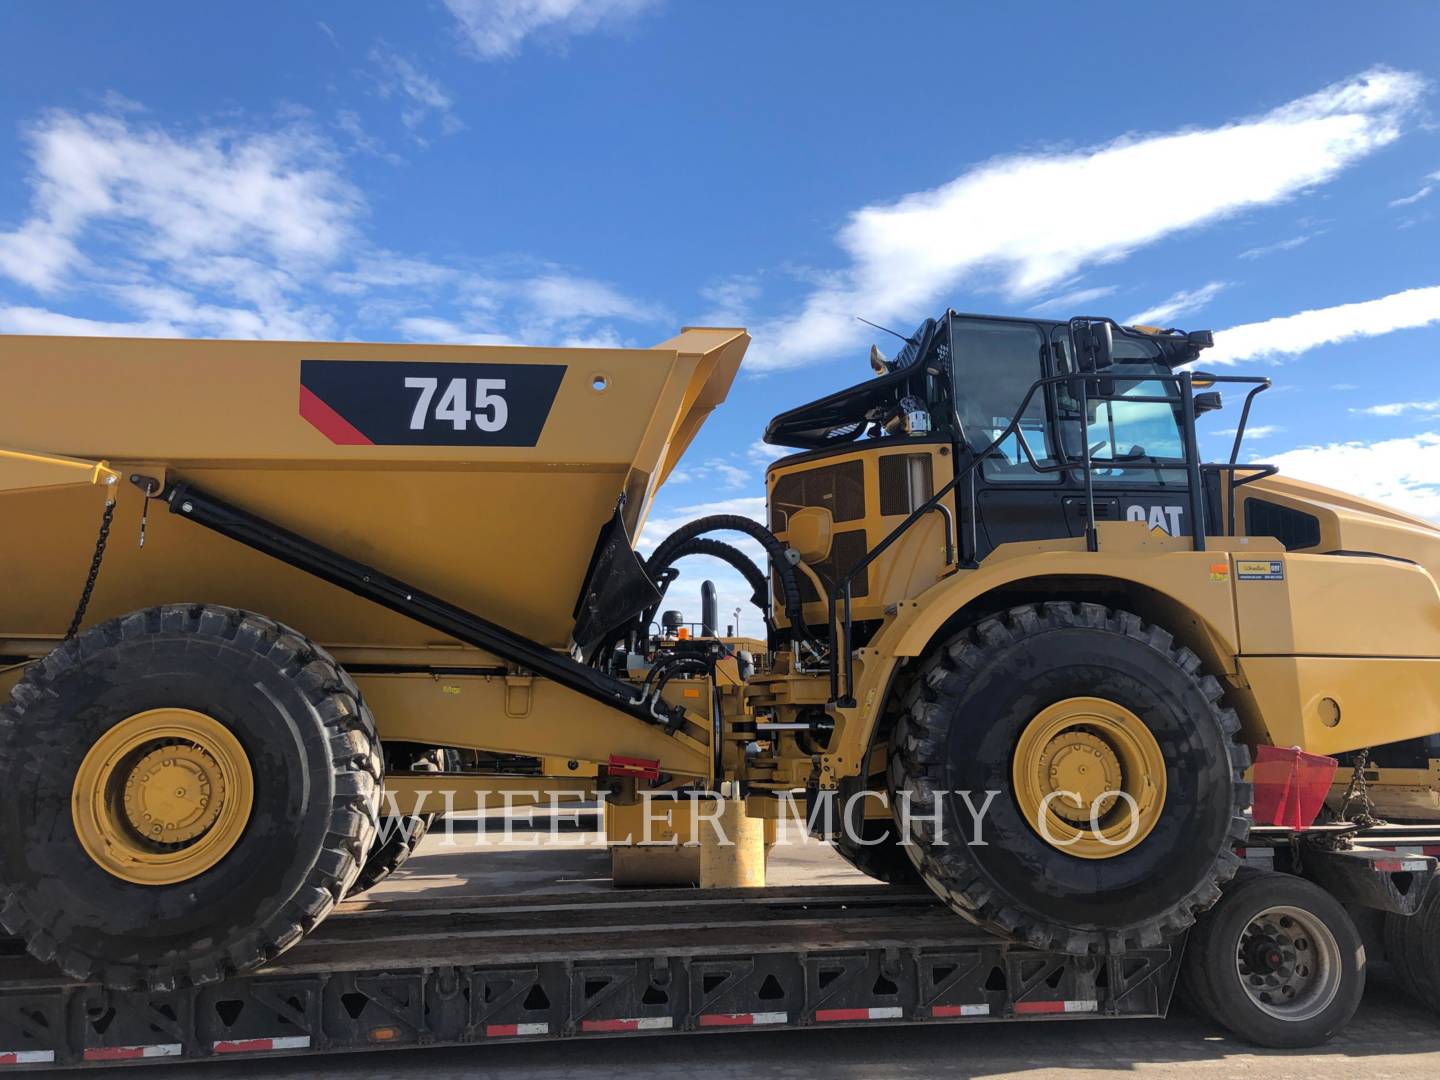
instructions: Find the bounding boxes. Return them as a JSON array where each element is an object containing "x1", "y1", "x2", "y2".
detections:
[
  {"x1": 525, "y1": 272, "x2": 663, "y2": 324},
  {"x1": 1026, "y1": 284, "x2": 1117, "y2": 314},
  {"x1": 1390, "y1": 183, "x2": 1433, "y2": 208},
  {"x1": 1238, "y1": 234, "x2": 1315, "y2": 260},
  {"x1": 1127, "y1": 281, "x2": 1228, "y2": 326},
  {"x1": 0, "y1": 304, "x2": 176, "y2": 337},
  {"x1": 369, "y1": 46, "x2": 464, "y2": 136},
  {"x1": 396, "y1": 315, "x2": 517, "y2": 346},
  {"x1": 1207, "y1": 284, "x2": 1440, "y2": 365},
  {"x1": 0, "y1": 109, "x2": 361, "y2": 303},
  {"x1": 698, "y1": 274, "x2": 761, "y2": 325},
  {"x1": 0, "y1": 103, "x2": 667, "y2": 348},
  {"x1": 1268, "y1": 434, "x2": 1440, "y2": 521},
  {"x1": 749, "y1": 67, "x2": 1426, "y2": 371},
  {"x1": 1214, "y1": 424, "x2": 1284, "y2": 439},
  {"x1": 747, "y1": 439, "x2": 789, "y2": 466},
  {"x1": 443, "y1": 0, "x2": 662, "y2": 59},
  {"x1": 1353, "y1": 399, "x2": 1440, "y2": 417}
]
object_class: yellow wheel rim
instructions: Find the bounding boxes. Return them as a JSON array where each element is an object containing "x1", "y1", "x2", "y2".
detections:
[
  {"x1": 1012, "y1": 696, "x2": 1166, "y2": 860},
  {"x1": 71, "y1": 708, "x2": 254, "y2": 885}
]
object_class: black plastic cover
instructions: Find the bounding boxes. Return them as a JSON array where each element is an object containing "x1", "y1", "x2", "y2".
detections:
[{"x1": 571, "y1": 503, "x2": 662, "y2": 654}]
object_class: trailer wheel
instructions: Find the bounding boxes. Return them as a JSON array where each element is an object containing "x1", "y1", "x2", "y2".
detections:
[
  {"x1": 1383, "y1": 879, "x2": 1440, "y2": 1012},
  {"x1": 0, "y1": 604, "x2": 381, "y2": 990},
  {"x1": 1183, "y1": 870, "x2": 1364, "y2": 1047},
  {"x1": 889, "y1": 602, "x2": 1248, "y2": 953}
]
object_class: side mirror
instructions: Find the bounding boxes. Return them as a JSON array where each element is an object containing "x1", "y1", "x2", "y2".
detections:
[
  {"x1": 1070, "y1": 319, "x2": 1114, "y2": 372},
  {"x1": 785, "y1": 506, "x2": 834, "y2": 563},
  {"x1": 1194, "y1": 391, "x2": 1223, "y2": 415}
]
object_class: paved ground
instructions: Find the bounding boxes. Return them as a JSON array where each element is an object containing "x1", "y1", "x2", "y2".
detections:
[{"x1": 66, "y1": 815, "x2": 1440, "y2": 1079}]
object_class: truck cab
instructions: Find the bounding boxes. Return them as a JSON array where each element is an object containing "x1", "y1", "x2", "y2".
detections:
[{"x1": 762, "y1": 311, "x2": 1227, "y2": 631}]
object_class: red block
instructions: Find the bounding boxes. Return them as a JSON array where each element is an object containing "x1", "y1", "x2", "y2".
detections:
[{"x1": 1251, "y1": 745, "x2": 1337, "y2": 829}]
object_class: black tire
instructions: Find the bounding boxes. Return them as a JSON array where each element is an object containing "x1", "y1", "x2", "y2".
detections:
[
  {"x1": 1383, "y1": 878, "x2": 1440, "y2": 1012},
  {"x1": 0, "y1": 604, "x2": 381, "y2": 990},
  {"x1": 348, "y1": 813, "x2": 433, "y2": 896},
  {"x1": 889, "y1": 602, "x2": 1249, "y2": 954},
  {"x1": 1178, "y1": 865, "x2": 1266, "y2": 1023},
  {"x1": 1183, "y1": 870, "x2": 1365, "y2": 1047},
  {"x1": 834, "y1": 742, "x2": 922, "y2": 885},
  {"x1": 346, "y1": 745, "x2": 447, "y2": 898}
]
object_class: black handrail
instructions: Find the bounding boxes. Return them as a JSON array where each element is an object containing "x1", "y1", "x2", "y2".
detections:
[{"x1": 823, "y1": 369, "x2": 1271, "y2": 705}]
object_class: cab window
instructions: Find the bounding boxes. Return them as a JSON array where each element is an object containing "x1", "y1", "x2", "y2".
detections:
[
  {"x1": 950, "y1": 319, "x2": 1056, "y2": 483},
  {"x1": 1054, "y1": 332, "x2": 1187, "y2": 484}
]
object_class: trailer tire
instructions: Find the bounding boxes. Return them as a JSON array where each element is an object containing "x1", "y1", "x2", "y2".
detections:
[
  {"x1": 1183, "y1": 870, "x2": 1364, "y2": 1047},
  {"x1": 889, "y1": 602, "x2": 1249, "y2": 954},
  {"x1": 1177, "y1": 865, "x2": 1265, "y2": 1022},
  {"x1": 1383, "y1": 879, "x2": 1440, "y2": 1012},
  {"x1": 0, "y1": 604, "x2": 381, "y2": 990}
]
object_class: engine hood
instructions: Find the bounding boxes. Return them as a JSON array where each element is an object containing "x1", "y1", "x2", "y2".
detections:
[{"x1": 1244, "y1": 472, "x2": 1440, "y2": 575}]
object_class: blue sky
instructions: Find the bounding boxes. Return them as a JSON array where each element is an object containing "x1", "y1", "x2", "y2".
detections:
[{"x1": 2, "y1": 2, "x2": 1439, "y2": 626}]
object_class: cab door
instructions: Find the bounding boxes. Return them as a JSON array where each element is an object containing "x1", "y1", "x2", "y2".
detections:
[
  {"x1": 950, "y1": 315, "x2": 1198, "y2": 562},
  {"x1": 949, "y1": 315, "x2": 1071, "y2": 560}
]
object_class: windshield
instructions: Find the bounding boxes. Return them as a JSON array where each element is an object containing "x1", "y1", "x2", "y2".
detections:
[{"x1": 1052, "y1": 327, "x2": 1188, "y2": 483}]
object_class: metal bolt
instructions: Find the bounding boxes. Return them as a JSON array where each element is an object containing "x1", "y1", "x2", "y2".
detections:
[{"x1": 181, "y1": 501, "x2": 193, "y2": 513}]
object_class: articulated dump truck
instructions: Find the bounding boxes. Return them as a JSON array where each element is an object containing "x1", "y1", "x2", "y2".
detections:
[{"x1": 2, "y1": 313, "x2": 1440, "y2": 1041}]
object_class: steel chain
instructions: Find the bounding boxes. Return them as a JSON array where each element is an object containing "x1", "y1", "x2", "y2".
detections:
[{"x1": 64, "y1": 496, "x2": 116, "y2": 639}]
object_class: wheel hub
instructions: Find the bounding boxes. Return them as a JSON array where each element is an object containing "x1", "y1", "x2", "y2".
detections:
[
  {"x1": 72, "y1": 708, "x2": 254, "y2": 886},
  {"x1": 1236, "y1": 906, "x2": 1341, "y2": 1021},
  {"x1": 1012, "y1": 696, "x2": 1167, "y2": 859},
  {"x1": 1036, "y1": 731, "x2": 1122, "y2": 823},
  {"x1": 121, "y1": 744, "x2": 226, "y2": 845}
]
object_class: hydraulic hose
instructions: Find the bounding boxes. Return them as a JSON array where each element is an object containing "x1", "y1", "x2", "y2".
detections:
[
  {"x1": 645, "y1": 514, "x2": 804, "y2": 640},
  {"x1": 651, "y1": 536, "x2": 771, "y2": 620}
]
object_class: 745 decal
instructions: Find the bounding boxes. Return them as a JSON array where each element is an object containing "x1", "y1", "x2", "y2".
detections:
[
  {"x1": 299, "y1": 359, "x2": 565, "y2": 447},
  {"x1": 405, "y1": 376, "x2": 509, "y2": 433}
]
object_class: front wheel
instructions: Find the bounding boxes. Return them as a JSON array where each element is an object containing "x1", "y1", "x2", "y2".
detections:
[{"x1": 889, "y1": 602, "x2": 1249, "y2": 953}]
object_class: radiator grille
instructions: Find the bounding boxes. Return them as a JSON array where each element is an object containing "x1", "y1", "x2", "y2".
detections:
[{"x1": 770, "y1": 460, "x2": 865, "y2": 532}]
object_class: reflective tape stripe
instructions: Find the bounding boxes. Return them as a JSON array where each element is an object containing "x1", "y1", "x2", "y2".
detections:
[
  {"x1": 213, "y1": 1035, "x2": 311, "y2": 1054},
  {"x1": 485, "y1": 1022, "x2": 549, "y2": 1037},
  {"x1": 581, "y1": 1017, "x2": 673, "y2": 1032},
  {"x1": 698, "y1": 1012, "x2": 788, "y2": 1027},
  {"x1": 815, "y1": 1006, "x2": 904, "y2": 1022},
  {"x1": 1374, "y1": 858, "x2": 1430, "y2": 872},
  {"x1": 1015, "y1": 1000, "x2": 1098, "y2": 1015},
  {"x1": 929, "y1": 1004, "x2": 990, "y2": 1017},
  {"x1": 83, "y1": 1044, "x2": 182, "y2": 1061},
  {"x1": 0, "y1": 1051, "x2": 55, "y2": 1065}
]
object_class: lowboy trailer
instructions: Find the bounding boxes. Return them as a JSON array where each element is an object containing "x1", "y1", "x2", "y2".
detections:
[{"x1": 1, "y1": 825, "x2": 1439, "y2": 1067}]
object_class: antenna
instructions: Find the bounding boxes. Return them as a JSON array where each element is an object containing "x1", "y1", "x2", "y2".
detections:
[{"x1": 855, "y1": 315, "x2": 913, "y2": 344}]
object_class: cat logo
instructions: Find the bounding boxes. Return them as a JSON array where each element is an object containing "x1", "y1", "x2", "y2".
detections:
[{"x1": 1125, "y1": 504, "x2": 1183, "y2": 535}]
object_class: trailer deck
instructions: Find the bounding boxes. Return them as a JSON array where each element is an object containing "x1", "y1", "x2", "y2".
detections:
[
  {"x1": 4, "y1": 823, "x2": 1438, "y2": 1070},
  {"x1": 0, "y1": 882, "x2": 1181, "y2": 1069}
]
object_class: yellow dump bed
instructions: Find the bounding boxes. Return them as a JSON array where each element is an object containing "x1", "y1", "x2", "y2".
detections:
[{"x1": 0, "y1": 328, "x2": 747, "y2": 651}]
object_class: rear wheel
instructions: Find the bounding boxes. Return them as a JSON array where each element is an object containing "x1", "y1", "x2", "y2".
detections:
[
  {"x1": 0, "y1": 604, "x2": 381, "y2": 990},
  {"x1": 346, "y1": 745, "x2": 450, "y2": 898},
  {"x1": 1183, "y1": 870, "x2": 1364, "y2": 1047},
  {"x1": 1383, "y1": 879, "x2": 1440, "y2": 1012},
  {"x1": 833, "y1": 740, "x2": 922, "y2": 885},
  {"x1": 889, "y1": 602, "x2": 1249, "y2": 953}
]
